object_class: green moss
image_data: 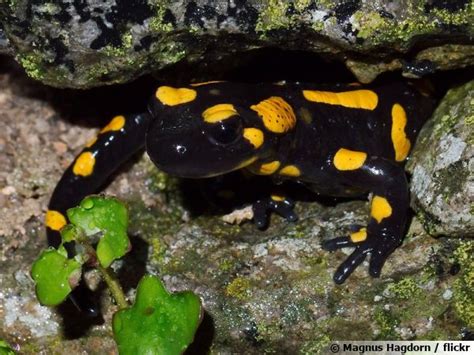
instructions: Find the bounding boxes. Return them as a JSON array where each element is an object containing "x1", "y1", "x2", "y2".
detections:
[
  {"x1": 150, "y1": 238, "x2": 167, "y2": 262},
  {"x1": 316, "y1": 0, "x2": 337, "y2": 9},
  {"x1": 82, "y1": 37, "x2": 185, "y2": 86},
  {"x1": 183, "y1": 249, "x2": 209, "y2": 273},
  {"x1": 420, "y1": 328, "x2": 455, "y2": 341},
  {"x1": 127, "y1": 196, "x2": 183, "y2": 267},
  {"x1": 435, "y1": 162, "x2": 469, "y2": 202},
  {"x1": 161, "y1": 246, "x2": 211, "y2": 275},
  {"x1": 8, "y1": 0, "x2": 19, "y2": 11},
  {"x1": 374, "y1": 307, "x2": 400, "y2": 339},
  {"x1": 452, "y1": 241, "x2": 474, "y2": 328},
  {"x1": 148, "y1": 0, "x2": 173, "y2": 32},
  {"x1": 351, "y1": 3, "x2": 471, "y2": 48},
  {"x1": 225, "y1": 277, "x2": 251, "y2": 300},
  {"x1": 153, "y1": 41, "x2": 187, "y2": 65},
  {"x1": 302, "y1": 254, "x2": 328, "y2": 270},
  {"x1": 416, "y1": 209, "x2": 442, "y2": 235},
  {"x1": 252, "y1": 320, "x2": 282, "y2": 344},
  {"x1": 102, "y1": 32, "x2": 133, "y2": 57},
  {"x1": 16, "y1": 53, "x2": 46, "y2": 81},
  {"x1": 310, "y1": 20, "x2": 325, "y2": 32},
  {"x1": 83, "y1": 56, "x2": 142, "y2": 85},
  {"x1": 466, "y1": 99, "x2": 474, "y2": 145},
  {"x1": 453, "y1": 284, "x2": 474, "y2": 328},
  {"x1": 352, "y1": 11, "x2": 389, "y2": 39},
  {"x1": 14, "y1": 341, "x2": 42, "y2": 354},
  {"x1": 432, "y1": 8, "x2": 471, "y2": 26},
  {"x1": 37, "y1": 2, "x2": 60, "y2": 14},
  {"x1": 146, "y1": 167, "x2": 179, "y2": 194},
  {"x1": 385, "y1": 277, "x2": 421, "y2": 300},
  {"x1": 192, "y1": 216, "x2": 241, "y2": 239},
  {"x1": 378, "y1": 20, "x2": 435, "y2": 47},
  {"x1": 255, "y1": 0, "x2": 291, "y2": 33},
  {"x1": 218, "y1": 259, "x2": 234, "y2": 272},
  {"x1": 286, "y1": 221, "x2": 310, "y2": 239},
  {"x1": 466, "y1": 106, "x2": 474, "y2": 125},
  {"x1": 293, "y1": 0, "x2": 312, "y2": 12},
  {"x1": 417, "y1": 44, "x2": 474, "y2": 71},
  {"x1": 432, "y1": 81, "x2": 474, "y2": 139},
  {"x1": 437, "y1": 114, "x2": 459, "y2": 137},
  {"x1": 419, "y1": 264, "x2": 438, "y2": 285},
  {"x1": 300, "y1": 335, "x2": 331, "y2": 355}
]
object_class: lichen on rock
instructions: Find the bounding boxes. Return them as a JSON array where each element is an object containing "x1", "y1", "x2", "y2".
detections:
[
  {"x1": 408, "y1": 80, "x2": 473, "y2": 237},
  {"x1": 0, "y1": 0, "x2": 472, "y2": 88}
]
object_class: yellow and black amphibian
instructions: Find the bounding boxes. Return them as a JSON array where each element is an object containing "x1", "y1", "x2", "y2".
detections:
[{"x1": 47, "y1": 81, "x2": 433, "y2": 312}]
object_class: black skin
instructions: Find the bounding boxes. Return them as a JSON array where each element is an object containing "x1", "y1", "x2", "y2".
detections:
[{"x1": 48, "y1": 81, "x2": 434, "y2": 314}]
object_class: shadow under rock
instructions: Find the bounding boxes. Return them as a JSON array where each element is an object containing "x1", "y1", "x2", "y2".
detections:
[{"x1": 185, "y1": 310, "x2": 215, "y2": 355}]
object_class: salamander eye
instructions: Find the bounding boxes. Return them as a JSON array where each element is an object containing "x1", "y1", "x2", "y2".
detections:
[{"x1": 206, "y1": 117, "x2": 243, "y2": 146}]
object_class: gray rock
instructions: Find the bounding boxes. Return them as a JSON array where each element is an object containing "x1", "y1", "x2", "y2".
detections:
[
  {"x1": 0, "y1": 0, "x2": 472, "y2": 88},
  {"x1": 408, "y1": 80, "x2": 474, "y2": 237}
]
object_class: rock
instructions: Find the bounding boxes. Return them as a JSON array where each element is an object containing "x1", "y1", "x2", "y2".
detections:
[
  {"x1": 407, "y1": 80, "x2": 474, "y2": 237},
  {"x1": 0, "y1": 0, "x2": 472, "y2": 88},
  {"x1": 1, "y1": 47, "x2": 473, "y2": 353}
]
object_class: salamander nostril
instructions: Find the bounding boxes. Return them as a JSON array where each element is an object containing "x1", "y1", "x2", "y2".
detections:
[{"x1": 175, "y1": 144, "x2": 186, "y2": 154}]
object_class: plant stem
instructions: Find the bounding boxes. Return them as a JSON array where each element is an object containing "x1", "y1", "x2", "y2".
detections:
[
  {"x1": 79, "y1": 241, "x2": 129, "y2": 310},
  {"x1": 97, "y1": 264, "x2": 129, "y2": 310}
]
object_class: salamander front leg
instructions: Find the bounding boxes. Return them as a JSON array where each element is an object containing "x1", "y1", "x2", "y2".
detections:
[
  {"x1": 322, "y1": 157, "x2": 409, "y2": 284},
  {"x1": 253, "y1": 193, "x2": 298, "y2": 229},
  {"x1": 46, "y1": 112, "x2": 151, "y2": 315}
]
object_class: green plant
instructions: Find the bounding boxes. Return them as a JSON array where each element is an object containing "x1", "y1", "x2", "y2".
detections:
[
  {"x1": 0, "y1": 340, "x2": 15, "y2": 355},
  {"x1": 31, "y1": 196, "x2": 202, "y2": 354}
]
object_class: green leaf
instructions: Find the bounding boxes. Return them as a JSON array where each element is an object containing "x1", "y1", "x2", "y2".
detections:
[
  {"x1": 60, "y1": 224, "x2": 83, "y2": 243},
  {"x1": 67, "y1": 196, "x2": 129, "y2": 268},
  {"x1": 31, "y1": 247, "x2": 82, "y2": 306},
  {"x1": 113, "y1": 275, "x2": 202, "y2": 355},
  {"x1": 0, "y1": 340, "x2": 15, "y2": 355}
]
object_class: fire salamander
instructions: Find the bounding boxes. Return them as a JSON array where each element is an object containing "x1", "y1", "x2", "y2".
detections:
[{"x1": 46, "y1": 80, "x2": 433, "y2": 312}]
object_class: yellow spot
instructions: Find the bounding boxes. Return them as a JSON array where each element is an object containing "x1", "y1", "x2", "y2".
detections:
[
  {"x1": 302, "y1": 89, "x2": 378, "y2": 110},
  {"x1": 279, "y1": 165, "x2": 301, "y2": 177},
  {"x1": 350, "y1": 228, "x2": 367, "y2": 243},
  {"x1": 85, "y1": 136, "x2": 97, "y2": 148},
  {"x1": 371, "y1": 196, "x2": 392, "y2": 223},
  {"x1": 250, "y1": 97, "x2": 296, "y2": 133},
  {"x1": 100, "y1": 115, "x2": 125, "y2": 133},
  {"x1": 271, "y1": 194, "x2": 285, "y2": 201},
  {"x1": 333, "y1": 148, "x2": 367, "y2": 171},
  {"x1": 190, "y1": 80, "x2": 224, "y2": 87},
  {"x1": 249, "y1": 160, "x2": 281, "y2": 175},
  {"x1": 155, "y1": 86, "x2": 197, "y2": 106},
  {"x1": 391, "y1": 103, "x2": 411, "y2": 161},
  {"x1": 45, "y1": 210, "x2": 67, "y2": 231},
  {"x1": 202, "y1": 104, "x2": 238, "y2": 123},
  {"x1": 243, "y1": 128, "x2": 264, "y2": 148},
  {"x1": 73, "y1": 152, "x2": 96, "y2": 177}
]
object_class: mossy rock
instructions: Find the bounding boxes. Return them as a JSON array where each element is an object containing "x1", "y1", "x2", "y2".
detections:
[
  {"x1": 0, "y1": 0, "x2": 472, "y2": 88},
  {"x1": 408, "y1": 80, "x2": 473, "y2": 237}
]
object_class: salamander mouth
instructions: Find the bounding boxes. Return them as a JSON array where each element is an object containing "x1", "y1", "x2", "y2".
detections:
[{"x1": 146, "y1": 131, "x2": 258, "y2": 179}]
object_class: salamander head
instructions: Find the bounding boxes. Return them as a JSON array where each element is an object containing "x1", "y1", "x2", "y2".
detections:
[{"x1": 146, "y1": 86, "x2": 270, "y2": 178}]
